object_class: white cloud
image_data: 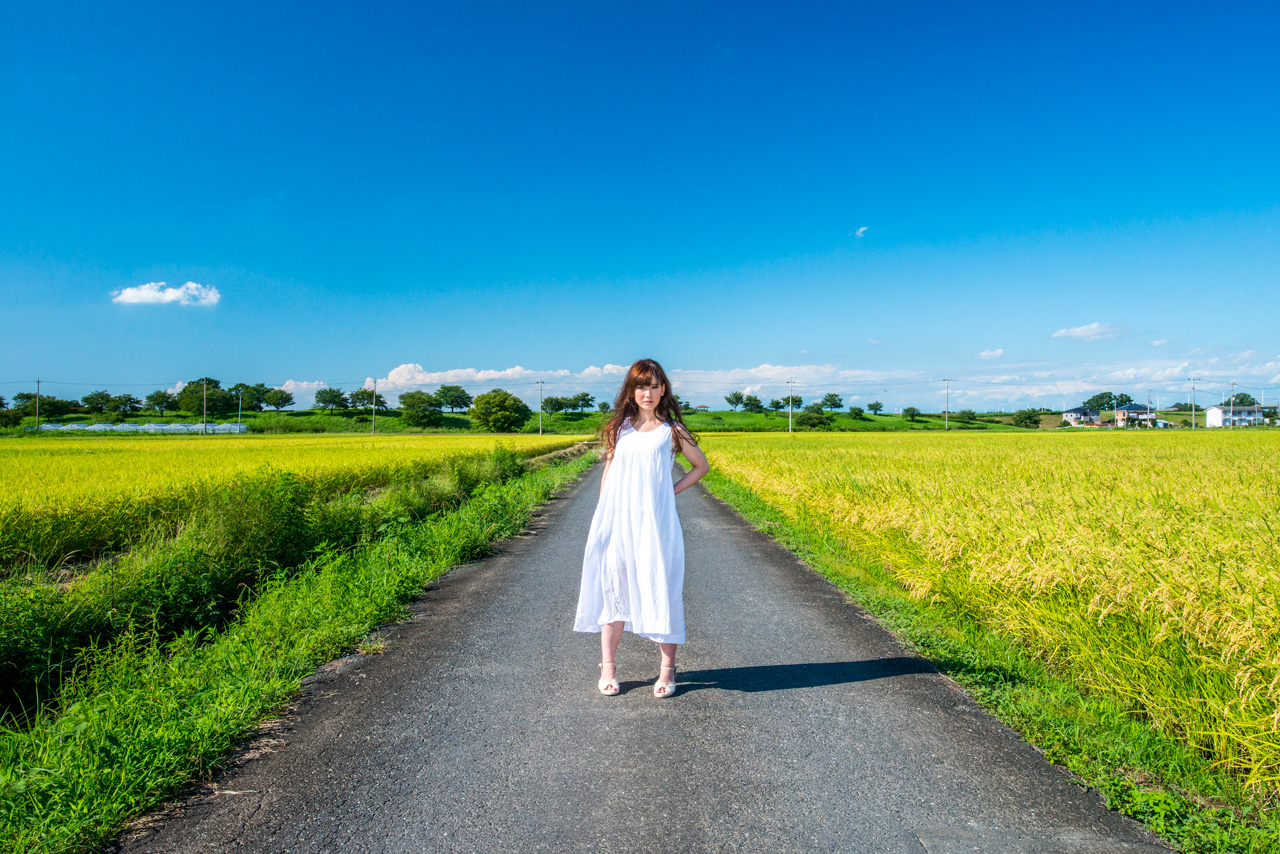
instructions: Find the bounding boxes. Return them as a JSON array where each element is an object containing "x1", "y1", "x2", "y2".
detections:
[
  {"x1": 977, "y1": 349, "x2": 1004, "y2": 360},
  {"x1": 167, "y1": 380, "x2": 187, "y2": 395},
  {"x1": 855, "y1": 226, "x2": 868, "y2": 238},
  {"x1": 281, "y1": 379, "x2": 327, "y2": 394},
  {"x1": 867, "y1": 339, "x2": 882, "y2": 345},
  {"x1": 1051, "y1": 322, "x2": 1119, "y2": 341},
  {"x1": 1150, "y1": 339, "x2": 1168, "y2": 347},
  {"x1": 111, "y1": 281, "x2": 221, "y2": 306}
]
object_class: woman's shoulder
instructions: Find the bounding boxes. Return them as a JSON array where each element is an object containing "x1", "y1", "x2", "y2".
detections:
[{"x1": 667, "y1": 420, "x2": 693, "y2": 439}]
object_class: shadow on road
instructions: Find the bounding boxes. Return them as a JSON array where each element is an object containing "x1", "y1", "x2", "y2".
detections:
[{"x1": 676, "y1": 658, "x2": 936, "y2": 694}]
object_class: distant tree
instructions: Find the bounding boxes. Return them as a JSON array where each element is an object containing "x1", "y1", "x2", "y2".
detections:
[
  {"x1": 177, "y1": 378, "x2": 235, "y2": 417},
  {"x1": 1082, "y1": 392, "x2": 1115, "y2": 411},
  {"x1": 1228, "y1": 392, "x2": 1259, "y2": 407},
  {"x1": 803, "y1": 401, "x2": 825, "y2": 414},
  {"x1": 795, "y1": 411, "x2": 830, "y2": 429},
  {"x1": 768, "y1": 399, "x2": 784, "y2": 413},
  {"x1": 1170, "y1": 402, "x2": 1201, "y2": 412},
  {"x1": 542, "y1": 395, "x2": 570, "y2": 414},
  {"x1": 107, "y1": 394, "x2": 143, "y2": 416},
  {"x1": 848, "y1": 405, "x2": 865, "y2": 419},
  {"x1": 955, "y1": 409, "x2": 976, "y2": 423},
  {"x1": 821, "y1": 393, "x2": 843, "y2": 411},
  {"x1": 13, "y1": 393, "x2": 73, "y2": 418},
  {"x1": 229, "y1": 382, "x2": 272, "y2": 412},
  {"x1": 1012, "y1": 409, "x2": 1042, "y2": 429},
  {"x1": 81, "y1": 390, "x2": 113, "y2": 414},
  {"x1": 315, "y1": 388, "x2": 349, "y2": 412},
  {"x1": 678, "y1": 398, "x2": 694, "y2": 412},
  {"x1": 145, "y1": 390, "x2": 177, "y2": 415},
  {"x1": 349, "y1": 388, "x2": 388, "y2": 411},
  {"x1": 742, "y1": 394, "x2": 765, "y2": 413},
  {"x1": 263, "y1": 389, "x2": 294, "y2": 412},
  {"x1": 1114, "y1": 393, "x2": 1134, "y2": 408},
  {"x1": 435, "y1": 385, "x2": 473, "y2": 413},
  {"x1": 598, "y1": 401, "x2": 611, "y2": 413},
  {"x1": 570, "y1": 392, "x2": 595, "y2": 412},
  {"x1": 781, "y1": 395, "x2": 803, "y2": 410},
  {"x1": 724, "y1": 391, "x2": 745, "y2": 411},
  {"x1": 0, "y1": 395, "x2": 7, "y2": 410},
  {"x1": 399, "y1": 390, "x2": 444, "y2": 427},
  {"x1": 867, "y1": 401, "x2": 884, "y2": 414},
  {"x1": 902, "y1": 406, "x2": 922, "y2": 422},
  {"x1": 469, "y1": 388, "x2": 532, "y2": 433}
]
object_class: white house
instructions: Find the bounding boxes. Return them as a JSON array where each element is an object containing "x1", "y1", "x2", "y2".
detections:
[
  {"x1": 1062, "y1": 406, "x2": 1100, "y2": 426},
  {"x1": 1206, "y1": 404, "x2": 1266, "y2": 428}
]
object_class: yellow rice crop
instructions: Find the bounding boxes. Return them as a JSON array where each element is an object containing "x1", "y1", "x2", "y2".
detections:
[
  {"x1": 0, "y1": 433, "x2": 588, "y2": 571},
  {"x1": 701, "y1": 430, "x2": 1280, "y2": 794},
  {"x1": 2, "y1": 433, "x2": 586, "y2": 504}
]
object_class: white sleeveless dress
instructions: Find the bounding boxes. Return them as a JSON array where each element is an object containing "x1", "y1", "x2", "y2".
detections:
[{"x1": 574, "y1": 418, "x2": 685, "y2": 644}]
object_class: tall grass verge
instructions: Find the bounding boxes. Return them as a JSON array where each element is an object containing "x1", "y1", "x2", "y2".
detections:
[
  {"x1": 0, "y1": 448, "x2": 537, "y2": 719},
  {"x1": 0, "y1": 451, "x2": 595, "y2": 854},
  {"x1": 699, "y1": 465, "x2": 1279, "y2": 854}
]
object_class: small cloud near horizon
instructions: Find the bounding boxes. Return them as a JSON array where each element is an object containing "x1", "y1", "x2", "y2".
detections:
[
  {"x1": 1051, "y1": 322, "x2": 1119, "y2": 341},
  {"x1": 867, "y1": 339, "x2": 882, "y2": 345},
  {"x1": 112, "y1": 281, "x2": 221, "y2": 306},
  {"x1": 978, "y1": 348, "x2": 1004, "y2": 360},
  {"x1": 1151, "y1": 339, "x2": 1168, "y2": 347}
]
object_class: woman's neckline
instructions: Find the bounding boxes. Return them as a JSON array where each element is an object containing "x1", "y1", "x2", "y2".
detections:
[{"x1": 627, "y1": 416, "x2": 670, "y2": 434}]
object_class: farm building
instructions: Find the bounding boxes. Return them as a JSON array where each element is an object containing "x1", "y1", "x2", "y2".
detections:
[
  {"x1": 1062, "y1": 406, "x2": 1100, "y2": 426},
  {"x1": 1205, "y1": 404, "x2": 1266, "y2": 428},
  {"x1": 1114, "y1": 403, "x2": 1158, "y2": 428}
]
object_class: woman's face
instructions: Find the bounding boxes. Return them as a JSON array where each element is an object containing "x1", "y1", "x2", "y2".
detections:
[{"x1": 633, "y1": 380, "x2": 664, "y2": 413}]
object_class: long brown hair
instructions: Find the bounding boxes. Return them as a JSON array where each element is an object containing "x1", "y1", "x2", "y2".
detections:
[{"x1": 600, "y1": 358, "x2": 697, "y2": 458}]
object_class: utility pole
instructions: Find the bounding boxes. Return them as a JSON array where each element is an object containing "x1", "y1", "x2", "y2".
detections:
[
  {"x1": 371, "y1": 379, "x2": 377, "y2": 434},
  {"x1": 35, "y1": 378, "x2": 40, "y2": 431},
  {"x1": 536, "y1": 379, "x2": 545, "y2": 435},
  {"x1": 942, "y1": 378, "x2": 953, "y2": 431},
  {"x1": 1229, "y1": 380, "x2": 1237, "y2": 429},
  {"x1": 202, "y1": 378, "x2": 207, "y2": 435},
  {"x1": 1146, "y1": 388, "x2": 1152, "y2": 429},
  {"x1": 1189, "y1": 377, "x2": 1199, "y2": 430},
  {"x1": 787, "y1": 379, "x2": 796, "y2": 433},
  {"x1": 236, "y1": 390, "x2": 243, "y2": 427}
]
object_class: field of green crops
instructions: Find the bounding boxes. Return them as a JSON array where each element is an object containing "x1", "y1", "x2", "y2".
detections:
[
  {"x1": 699, "y1": 430, "x2": 1280, "y2": 799},
  {"x1": 1, "y1": 433, "x2": 588, "y2": 572}
]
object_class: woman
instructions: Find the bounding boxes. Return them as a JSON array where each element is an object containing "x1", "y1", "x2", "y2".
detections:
[{"x1": 574, "y1": 358, "x2": 710, "y2": 698}]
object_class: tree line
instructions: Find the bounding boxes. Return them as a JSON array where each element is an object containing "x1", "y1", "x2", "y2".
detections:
[{"x1": 0, "y1": 378, "x2": 296, "y2": 426}]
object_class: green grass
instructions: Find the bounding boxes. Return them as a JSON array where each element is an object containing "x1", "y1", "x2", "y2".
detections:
[
  {"x1": 0, "y1": 451, "x2": 596, "y2": 854},
  {"x1": 697, "y1": 467, "x2": 1280, "y2": 854},
  {"x1": 0, "y1": 447, "x2": 548, "y2": 721}
]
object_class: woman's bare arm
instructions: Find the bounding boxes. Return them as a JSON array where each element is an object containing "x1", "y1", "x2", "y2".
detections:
[
  {"x1": 672, "y1": 426, "x2": 710, "y2": 496},
  {"x1": 599, "y1": 452, "x2": 613, "y2": 498}
]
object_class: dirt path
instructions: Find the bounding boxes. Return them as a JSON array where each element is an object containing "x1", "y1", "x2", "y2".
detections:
[{"x1": 111, "y1": 462, "x2": 1168, "y2": 853}]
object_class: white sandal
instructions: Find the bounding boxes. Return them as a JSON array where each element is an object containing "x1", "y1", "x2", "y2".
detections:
[
  {"x1": 654, "y1": 665, "x2": 676, "y2": 698},
  {"x1": 598, "y1": 662, "x2": 619, "y2": 696}
]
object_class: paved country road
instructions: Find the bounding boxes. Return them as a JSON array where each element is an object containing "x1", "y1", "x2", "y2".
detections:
[{"x1": 111, "y1": 462, "x2": 1169, "y2": 854}]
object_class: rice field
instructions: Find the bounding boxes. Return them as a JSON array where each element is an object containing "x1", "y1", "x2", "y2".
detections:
[
  {"x1": 1, "y1": 433, "x2": 588, "y2": 572},
  {"x1": 699, "y1": 430, "x2": 1280, "y2": 796}
]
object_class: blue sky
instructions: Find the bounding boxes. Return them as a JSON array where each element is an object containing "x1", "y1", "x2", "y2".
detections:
[{"x1": 2, "y1": 1, "x2": 1277, "y2": 411}]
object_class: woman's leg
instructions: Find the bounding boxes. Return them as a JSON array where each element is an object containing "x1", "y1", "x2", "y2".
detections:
[
  {"x1": 655, "y1": 642, "x2": 677, "y2": 696},
  {"x1": 600, "y1": 621, "x2": 624, "y2": 684}
]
